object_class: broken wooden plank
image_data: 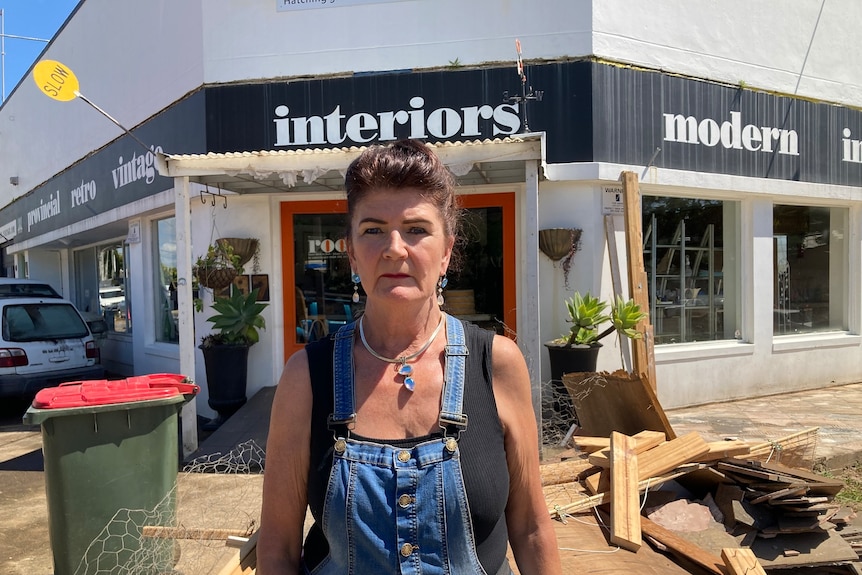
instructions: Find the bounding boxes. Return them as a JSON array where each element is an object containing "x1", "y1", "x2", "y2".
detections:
[
  {"x1": 572, "y1": 436, "x2": 614, "y2": 454},
  {"x1": 217, "y1": 530, "x2": 258, "y2": 575},
  {"x1": 693, "y1": 440, "x2": 752, "y2": 463},
  {"x1": 721, "y1": 548, "x2": 766, "y2": 575},
  {"x1": 715, "y1": 460, "x2": 801, "y2": 483},
  {"x1": 620, "y1": 171, "x2": 658, "y2": 392},
  {"x1": 640, "y1": 516, "x2": 728, "y2": 575},
  {"x1": 610, "y1": 432, "x2": 641, "y2": 552},
  {"x1": 562, "y1": 370, "x2": 676, "y2": 439},
  {"x1": 540, "y1": 456, "x2": 595, "y2": 486},
  {"x1": 588, "y1": 430, "x2": 667, "y2": 468},
  {"x1": 638, "y1": 432, "x2": 710, "y2": 480},
  {"x1": 551, "y1": 464, "x2": 704, "y2": 516},
  {"x1": 749, "y1": 485, "x2": 808, "y2": 505},
  {"x1": 141, "y1": 526, "x2": 253, "y2": 540},
  {"x1": 584, "y1": 468, "x2": 608, "y2": 495}
]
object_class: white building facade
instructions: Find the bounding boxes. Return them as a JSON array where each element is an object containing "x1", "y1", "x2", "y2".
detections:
[{"x1": 1, "y1": 0, "x2": 860, "y2": 426}]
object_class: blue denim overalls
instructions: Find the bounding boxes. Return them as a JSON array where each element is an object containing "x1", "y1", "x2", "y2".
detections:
[{"x1": 305, "y1": 314, "x2": 492, "y2": 575}]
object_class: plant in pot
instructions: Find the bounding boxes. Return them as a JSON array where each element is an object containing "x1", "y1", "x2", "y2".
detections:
[
  {"x1": 546, "y1": 292, "x2": 647, "y2": 377},
  {"x1": 544, "y1": 292, "x2": 647, "y2": 430},
  {"x1": 198, "y1": 288, "x2": 268, "y2": 430}
]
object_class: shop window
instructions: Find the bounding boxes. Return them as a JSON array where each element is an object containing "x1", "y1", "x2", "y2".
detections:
[
  {"x1": 154, "y1": 217, "x2": 178, "y2": 343},
  {"x1": 643, "y1": 197, "x2": 739, "y2": 344},
  {"x1": 773, "y1": 205, "x2": 847, "y2": 335},
  {"x1": 97, "y1": 242, "x2": 131, "y2": 334}
]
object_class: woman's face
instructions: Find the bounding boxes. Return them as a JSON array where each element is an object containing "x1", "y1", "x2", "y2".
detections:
[{"x1": 348, "y1": 187, "x2": 454, "y2": 308}]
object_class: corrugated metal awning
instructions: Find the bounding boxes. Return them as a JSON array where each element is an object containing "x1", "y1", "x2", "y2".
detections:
[{"x1": 156, "y1": 135, "x2": 544, "y2": 194}]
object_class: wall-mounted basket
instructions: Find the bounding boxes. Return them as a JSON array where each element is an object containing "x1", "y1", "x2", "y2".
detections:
[
  {"x1": 539, "y1": 228, "x2": 583, "y2": 288},
  {"x1": 539, "y1": 228, "x2": 582, "y2": 261}
]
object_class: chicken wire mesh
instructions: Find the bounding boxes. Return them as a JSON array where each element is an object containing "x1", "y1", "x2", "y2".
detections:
[{"x1": 71, "y1": 440, "x2": 264, "y2": 575}]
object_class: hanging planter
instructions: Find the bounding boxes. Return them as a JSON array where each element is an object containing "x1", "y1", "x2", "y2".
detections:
[
  {"x1": 195, "y1": 266, "x2": 238, "y2": 290},
  {"x1": 194, "y1": 241, "x2": 244, "y2": 290},
  {"x1": 216, "y1": 237, "x2": 260, "y2": 268}
]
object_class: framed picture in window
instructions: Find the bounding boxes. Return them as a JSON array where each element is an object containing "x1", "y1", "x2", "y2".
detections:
[
  {"x1": 251, "y1": 274, "x2": 270, "y2": 301},
  {"x1": 233, "y1": 274, "x2": 251, "y2": 296}
]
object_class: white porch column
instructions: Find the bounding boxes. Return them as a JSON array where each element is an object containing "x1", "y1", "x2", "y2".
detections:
[
  {"x1": 520, "y1": 159, "x2": 542, "y2": 432},
  {"x1": 175, "y1": 176, "x2": 198, "y2": 457}
]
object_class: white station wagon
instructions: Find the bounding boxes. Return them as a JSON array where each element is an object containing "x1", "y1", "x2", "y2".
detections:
[{"x1": 0, "y1": 280, "x2": 104, "y2": 399}]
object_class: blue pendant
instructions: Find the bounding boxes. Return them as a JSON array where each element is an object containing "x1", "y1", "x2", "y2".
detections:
[
  {"x1": 398, "y1": 363, "x2": 413, "y2": 377},
  {"x1": 403, "y1": 377, "x2": 415, "y2": 392}
]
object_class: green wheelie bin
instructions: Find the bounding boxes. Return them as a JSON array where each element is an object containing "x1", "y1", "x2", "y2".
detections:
[{"x1": 23, "y1": 374, "x2": 198, "y2": 575}]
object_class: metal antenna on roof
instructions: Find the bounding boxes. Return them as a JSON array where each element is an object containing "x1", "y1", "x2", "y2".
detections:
[{"x1": 502, "y1": 38, "x2": 543, "y2": 133}]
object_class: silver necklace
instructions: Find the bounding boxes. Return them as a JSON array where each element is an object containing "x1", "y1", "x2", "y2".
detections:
[{"x1": 358, "y1": 314, "x2": 445, "y2": 392}]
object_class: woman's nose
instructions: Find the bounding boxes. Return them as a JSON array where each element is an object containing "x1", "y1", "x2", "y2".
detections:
[{"x1": 383, "y1": 231, "x2": 408, "y2": 258}]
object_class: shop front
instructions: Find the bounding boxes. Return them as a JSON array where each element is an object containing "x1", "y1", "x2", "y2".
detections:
[
  {"x1": 3, "y1": 58, "x2": 860, "y2": 425},
  {"x1": 0, "y1": 92, "x2": 207, "y2": 378}
]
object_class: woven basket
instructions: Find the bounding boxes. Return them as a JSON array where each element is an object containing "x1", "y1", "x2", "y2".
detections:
[{"x1": 196, "y1": 266, "x2": 238, "y2": 290}]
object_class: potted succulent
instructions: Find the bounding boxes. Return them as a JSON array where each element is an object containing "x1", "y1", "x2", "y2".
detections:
[
  {"x1": 544, "y1": 292, "x2": 647, "y2": 432},
  {"x1": 198, "y1": 288, "x2": 268, "y2": 429},
  {"x1": 545, "y1": 291, "x2": 647, "y2": 381}
]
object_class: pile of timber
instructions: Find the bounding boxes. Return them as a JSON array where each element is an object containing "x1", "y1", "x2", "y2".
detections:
[{"x1": 544, "y1": 430, "x2": 860, "y2": 574}]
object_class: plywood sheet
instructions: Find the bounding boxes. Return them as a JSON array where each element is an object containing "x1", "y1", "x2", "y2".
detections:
[
  {"x1": 564, "y1": 370, "x2": 675, "y2": 439},
  {"x1": 541, "y1": 514, "x2": 695, "y2": 575}
]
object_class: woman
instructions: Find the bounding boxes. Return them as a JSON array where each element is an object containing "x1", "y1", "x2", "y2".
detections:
[{"x1": 258, "y1": 139, "x2": 562, "y2": 574}]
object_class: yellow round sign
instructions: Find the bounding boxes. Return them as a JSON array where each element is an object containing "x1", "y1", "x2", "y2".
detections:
[{"x1": 33, "y1": 60, "x2": 80, "y2": 102}]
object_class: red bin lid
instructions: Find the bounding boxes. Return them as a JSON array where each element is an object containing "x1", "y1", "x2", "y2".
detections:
[{"x1": 32, "y1": 373, "x2": 199, "y2": 409}]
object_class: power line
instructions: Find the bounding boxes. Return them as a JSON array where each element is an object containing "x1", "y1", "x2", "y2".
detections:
[{"x1": 0, "y1": 9, "x2": 51, "y2": 102}]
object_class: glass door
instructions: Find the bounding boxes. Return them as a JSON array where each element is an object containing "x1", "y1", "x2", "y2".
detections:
[
  {"x1": 281, "y1": 201, "x2": 351, "y2": 358},
  {"x1": 281, "y1": 193, "x2": 516, "y2": 358}
]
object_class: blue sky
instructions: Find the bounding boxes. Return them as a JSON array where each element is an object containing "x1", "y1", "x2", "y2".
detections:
[{"x1": 1, "y1": 0, "x2": 80, "y2": 101}]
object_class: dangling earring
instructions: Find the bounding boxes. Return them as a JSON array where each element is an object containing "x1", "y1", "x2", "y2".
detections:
[
  {"x1": 437, "y1": 276, "x2": 448, "y2": 307},
  {"x1": 352, "y1": 272, "x2": 361, "y2": 303}
]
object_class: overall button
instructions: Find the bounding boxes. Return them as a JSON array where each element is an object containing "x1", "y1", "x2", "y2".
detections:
[
  {"x1": 398, "y1": 494, "x2": 414, "y2": 508},
  {"x1": 445, "y1": 437, "x2": 458, "y2": 453},
  {"x1": 334, "y1": 439, "x2": 347, "y2": 453},
  {"x1": 400, "y1": 543, "x2": 415, "y2": 557},
  {"x1": 397, "y1": 450, "x2": 411, "y2": 463}
]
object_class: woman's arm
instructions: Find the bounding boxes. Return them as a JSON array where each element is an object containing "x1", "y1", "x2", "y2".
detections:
[
  {"x1": 492, "y1": 335, "x2": 563, "y2": 575},
  {"x1": 257, "y1": 349, "x2": 314, "y2": 575}
]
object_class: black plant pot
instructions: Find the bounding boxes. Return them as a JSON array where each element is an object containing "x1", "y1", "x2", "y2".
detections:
[
  {"x1": 544, "y1": 342, "x2": 602, "y2": 431},
  {"x1": 200, "y1": 343, "x2": 250, "y2": 426},
  {"x1": 545, "y1": 342, "x2": 602, "y2": 381}
]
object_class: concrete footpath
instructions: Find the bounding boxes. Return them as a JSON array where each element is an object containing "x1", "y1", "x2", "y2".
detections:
[
  {"x1": 1, "y1": 381, "x2": 861, "y2": 575},
  {"x1": 666, "y1": 381, "x2": 862, "y2": 470},
  {"x1": 189, "y1": 381, "x2": 862, "y2": 470}
]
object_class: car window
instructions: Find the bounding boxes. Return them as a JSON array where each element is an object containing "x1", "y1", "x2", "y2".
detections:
[
  {"x1": 2, "y1": 303, "x2": 89, "y2": 341},
  {"x1": 0, "y1": 284, "x2": 62, "y2": 298}
]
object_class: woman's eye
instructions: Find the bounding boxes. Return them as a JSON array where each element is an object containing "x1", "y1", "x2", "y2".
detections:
[
  {"x1": 362, "y1": 227, "x2": 382, "y2": 235},
  {"x1": 408, "y1": 227, "x2": 427, "y2": 235}
]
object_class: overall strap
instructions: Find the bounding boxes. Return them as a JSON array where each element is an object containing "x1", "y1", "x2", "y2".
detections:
[
  {"x1": 439, "y1": 313, "x2": 470, "y2": 436},
  {"x1": 328, "y1": 321, "x2": 357, "y2": 432}
]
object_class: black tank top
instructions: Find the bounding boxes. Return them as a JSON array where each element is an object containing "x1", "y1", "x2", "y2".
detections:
[{"x1": 302, "y1": 321, "x2": 511, "y2": 572}]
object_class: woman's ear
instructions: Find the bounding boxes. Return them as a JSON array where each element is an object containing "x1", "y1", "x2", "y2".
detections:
[
  {"x1": 346, "y1": 238, "x2": 356, "y2": 270},
  {"x1": 440, "y1": 235, "x2": 455, "y2": 276}
]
